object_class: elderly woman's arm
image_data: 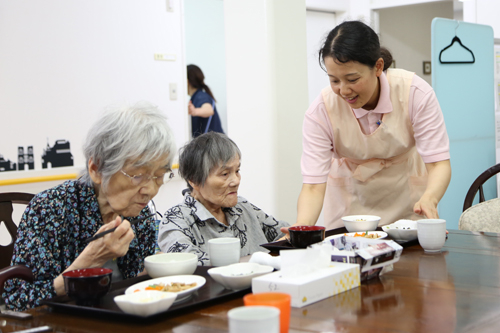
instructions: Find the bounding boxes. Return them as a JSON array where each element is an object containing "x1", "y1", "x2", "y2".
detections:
[
  {"x1": 2, "y1": 185, "x2": 140, "y2": 311},
  {"x1": 52, "y1": 217, "x2": 136, "y2": 295},
  {"x1": 3, "y1": 197, "x2": 72, "y2": 310},
  {"x1": 245, "y1": 201, "x2": 290, "y2": 242},
  {"x1": 157, "y1": 207, "x2": 210, "y2": 266}
]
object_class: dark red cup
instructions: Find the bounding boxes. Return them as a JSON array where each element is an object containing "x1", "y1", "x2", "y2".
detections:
[{"x1": 288, "y1": 226, "x2": 326, "y2": 248}]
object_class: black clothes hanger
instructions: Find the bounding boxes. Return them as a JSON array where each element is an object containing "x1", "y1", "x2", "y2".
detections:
[{"x1": 439, "y1": 21, "x2": 475, "y2": 64}]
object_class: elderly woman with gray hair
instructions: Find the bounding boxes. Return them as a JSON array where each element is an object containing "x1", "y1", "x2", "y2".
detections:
[
  {"x1": 2, "y1": 102, "x2": 176, "y2": 311},
  {"x1": 157, "y1": 132, "x2": 290, "y2": 266}
]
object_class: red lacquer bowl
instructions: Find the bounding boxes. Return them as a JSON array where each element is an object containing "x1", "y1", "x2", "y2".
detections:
[
  {"x1": 288, "y1": 226, "x2": 326, "y2": 248},
  {"x1": 63, "y1": 268, "x2": 113, "y2": 306}
]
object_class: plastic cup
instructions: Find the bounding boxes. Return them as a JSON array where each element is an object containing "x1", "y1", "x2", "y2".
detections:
[
  {"x1": 228, "y1": 306, "x2": 280, "y2": 333},
  {"x1": 243, "y1": 292, "x2": 291, "y2": 333}
]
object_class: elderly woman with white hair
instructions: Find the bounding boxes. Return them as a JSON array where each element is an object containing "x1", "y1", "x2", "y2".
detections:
[
  {"x1": 157, "y1": 132, "x2": 290, "y2": 266},
  {"x1": 2, "y1": 102, "x2": 176, "y2": 311}
]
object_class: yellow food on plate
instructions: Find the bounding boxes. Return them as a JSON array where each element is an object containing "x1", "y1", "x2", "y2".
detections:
[
  {"x1": 143, "y1": 282, "x2": 198, "y2": 293},
  {"x1": 345, "y1": 232, "x2": 381, "y2": 239}
]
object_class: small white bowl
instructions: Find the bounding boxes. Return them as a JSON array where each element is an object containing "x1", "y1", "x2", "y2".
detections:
[
  {"x1": 342, "y1": 215, "x2": 381, "y2": 232},
  {"x1": 145, "y1": 253, "x2": 197, "y2": 278},
  {"x1": 114, "y1": 290, "x2": 177, "y2": 317},
  {"x1": 382, "y1": 220, "x2": 417, "y2": 241},
  {"x1": 208, "y1": 263, "x2": 274, "y2": 291}
]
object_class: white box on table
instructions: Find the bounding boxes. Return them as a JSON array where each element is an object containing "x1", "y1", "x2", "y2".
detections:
[
  {"x1": 251, "y1": 262, "x2": 360, "y2": 308},
  {"x1": 319, "y1": 235, "x2": 403, "y2": 281}
]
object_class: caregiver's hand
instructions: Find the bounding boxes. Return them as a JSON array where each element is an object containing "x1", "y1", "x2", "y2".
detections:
[
  {"x1": 280, "y1": 226, "x2": 291, "y2": 240},
  {"x1": 414, "y1": 196, "x2": 448, "y2": 234},
  {"x1": 413, "y1": 195, "x2": 439, "y2": 219}
]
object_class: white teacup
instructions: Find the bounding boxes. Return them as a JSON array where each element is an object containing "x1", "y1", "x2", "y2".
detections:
[
  {"x1": 228, "y1": 306, "x2": 280, "y2": 333},
  {"x1": 208, "y1": 237, "x2": 240, "y2": 266},
  {"x1": 417, "y1": 219, "x2": 446, "y2": 253}
]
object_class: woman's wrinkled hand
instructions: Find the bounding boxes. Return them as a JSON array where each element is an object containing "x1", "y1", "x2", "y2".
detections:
[{"x1": 80, "y1": 216, "x2": 135, "y2": 267}]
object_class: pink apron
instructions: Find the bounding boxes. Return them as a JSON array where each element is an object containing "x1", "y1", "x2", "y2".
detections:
[{"x1": 322, "y1": 69, "x2": 427, "y2": 229}]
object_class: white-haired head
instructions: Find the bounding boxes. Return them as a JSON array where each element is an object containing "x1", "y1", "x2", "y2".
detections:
[{"x1": 80, "y1": 101, "x2": 176, "y2": 189}]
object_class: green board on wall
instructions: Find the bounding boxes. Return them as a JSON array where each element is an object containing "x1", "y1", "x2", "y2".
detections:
[{"x1": 431, "y1": 18, "x2": 495, "y2": 229}]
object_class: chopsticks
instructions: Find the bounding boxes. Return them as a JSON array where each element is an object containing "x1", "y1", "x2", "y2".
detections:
[{"x1": 84, "y1": 213, "x2": 155, "y2": 243}]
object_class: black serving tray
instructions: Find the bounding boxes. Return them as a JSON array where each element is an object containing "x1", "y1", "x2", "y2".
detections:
[
  {"x1": 42, "y1": 266, "x2": 249, "y2": 322},
  {"x1": 261, "y1": 227, "x2": 419, "y2": 253}
]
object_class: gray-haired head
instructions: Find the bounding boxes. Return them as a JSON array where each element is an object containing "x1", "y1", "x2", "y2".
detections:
[
  {"x1": 80, "y1": 101, "x2": 176, "y2": 189},
  {"x1": 179, "y1": 132, "x2": 241, "y2": 190}
]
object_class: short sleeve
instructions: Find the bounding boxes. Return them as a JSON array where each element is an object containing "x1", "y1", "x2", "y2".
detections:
[
  {"x1": 408, "y1": 75, "x2": 450, "y2": 163},
  {"x1": 192, "y1": 90, "x2": 213, "y2": 108},
  {"x1": 301, "y1": 94, "x2": 335, "y2": 184}
]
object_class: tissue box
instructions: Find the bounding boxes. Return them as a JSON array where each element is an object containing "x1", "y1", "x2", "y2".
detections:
[
  {"x1": 320, "y1": 235, "x2": 403, "y2": 281},
  {"x1": 251, "y1": 262, "x2": 360, "y2": 308}
]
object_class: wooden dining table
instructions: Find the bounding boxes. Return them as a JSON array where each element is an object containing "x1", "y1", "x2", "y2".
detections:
[{"x1": 2, "y1": 229, "x2": 500, "y2": 333}]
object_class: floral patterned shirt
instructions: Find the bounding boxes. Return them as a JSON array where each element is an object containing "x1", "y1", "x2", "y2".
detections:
[
  {"x1": 2, "y1": 180, "x2": 156, "y2": 311},
  {"x1": 157, "y1": 191, "x2": 290, "y2": 266}
]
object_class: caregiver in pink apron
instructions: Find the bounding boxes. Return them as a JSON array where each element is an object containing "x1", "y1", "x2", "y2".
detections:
[{"x1": 298, "y1": 21, "x2": 451, "y2": 229}]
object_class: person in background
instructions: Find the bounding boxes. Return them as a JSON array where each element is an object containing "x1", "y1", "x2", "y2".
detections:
[
  {"x1": 2, "y1": 102, "x2": 176, "y2": 311},
  {"x1": 157, "y1": 132, "x2": 289, "y2": 266},
  {"x1": 296, "y1": 21, "x2": 451, "y2": 230},
  {"x1": 187, "y1": 64, "x2": 224, "y2": 138}
]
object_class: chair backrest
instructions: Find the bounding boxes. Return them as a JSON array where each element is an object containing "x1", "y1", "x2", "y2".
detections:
[
  {"x1": 459, "y1": 198, "x2": 500, "y2": 232},
  {"x1": 463, "y1": 163, "x2": 500, "y2": 211},
  {"x1": 0, "y1": 192, "x2": 34, "y2": 270}
]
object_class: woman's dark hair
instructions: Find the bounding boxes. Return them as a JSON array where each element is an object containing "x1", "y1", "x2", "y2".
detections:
[
  {"x1": 187, "y1": 64, "x2": 216, "y2": 102},
  {"x1": 179, "y1": 132, "x2": 241, "y2": 191},
  {"x1": 319, "y1": 21, "x2": 393, "y2": 71}
]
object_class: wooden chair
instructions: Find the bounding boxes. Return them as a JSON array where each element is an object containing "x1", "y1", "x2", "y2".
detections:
[
  {"x1": 0, "y1": 192, "x2": 35, "y2": 295},
  {"x1": 463, "y1": 163, "x2": 500, "y2": 211},
  {"x1": 459, "y1": 164, "x2": 500, "y2": 233}
]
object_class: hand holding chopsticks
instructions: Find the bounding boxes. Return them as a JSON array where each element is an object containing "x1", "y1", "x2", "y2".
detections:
[{"x1": 85, "y1": 213, "x2": 155, "y2": 243}]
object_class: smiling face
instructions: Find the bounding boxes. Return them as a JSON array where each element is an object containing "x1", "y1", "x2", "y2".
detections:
[
  {"x1": 90, "y1": 155, "x2": 170, "y2": 221},
  {"x1": 190, "y1": 156, "x2": 241, "y2": 211},
  {"x1": 324, "y1": 56, "x2": 384, "y2": 111}
]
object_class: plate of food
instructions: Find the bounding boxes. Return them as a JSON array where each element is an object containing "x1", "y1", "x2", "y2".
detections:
[
  {"x1": 125, "y1": 275, "x2": 206, "y2": 302},
  {"x1": 342, "y1": 231, "x2": 388, "y2": 239}
]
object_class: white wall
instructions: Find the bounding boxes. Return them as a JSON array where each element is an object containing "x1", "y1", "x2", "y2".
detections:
[
  {"x1": 184, "y1": 0, "x2": 227, "y2": 133},
  {"x1": 224, "y1": 0, "x2": 309, "y2": 223},
  {"x1": 378, "y1": 1, "x2": 454, "y2": 85},
  {"x1": 306, "y1": 10, "x2": 336, "y2": 104},
  {"x1": 463, "y1": 0, "x2": 500, "y2": 39},
  {"x1": 0, "y1": 0, "x2": 188, "y2": 216}
]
